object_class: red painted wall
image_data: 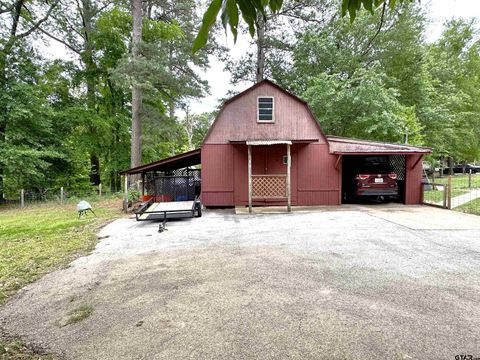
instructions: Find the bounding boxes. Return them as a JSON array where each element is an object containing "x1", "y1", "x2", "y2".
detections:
[
  {"x1": 297, "y1": 144, "x2": 341, "y2": 205},
  {"x1": 201, "y1": 144, "x2": 234, "y2": 206},
  {"x1": 202, "y1": 143, "x2": 340, "y2": 206},
  {"x1": 405, "y1": 154, "x2": 424, "y2": 204},
  {"x1": 204, "y1": 82, "x2": 326, "y2": 144}
]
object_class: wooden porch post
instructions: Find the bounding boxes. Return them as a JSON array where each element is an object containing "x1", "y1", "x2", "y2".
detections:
[
  {"x1": 248, "y1": 145, "x2": 252, "y2": 213},
  {"x1": 287, "y1": 143, "x2": 291, "y2": 212},
  {"x1": 141, "y1": 172, "x2": 145, "y2": 196}
]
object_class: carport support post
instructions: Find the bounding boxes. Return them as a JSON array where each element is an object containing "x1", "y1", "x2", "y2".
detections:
[
  {"x1": 287, "y1": 143, "x2": 291, "y2": 212},
  {"x1": 248, "y1": 145, "x2": 252, "y2": 213},
  {"x1": 124, "y1": 175, "x2": 128, "y2": 213}
]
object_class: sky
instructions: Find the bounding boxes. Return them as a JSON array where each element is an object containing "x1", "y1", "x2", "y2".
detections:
[
  {"x1": 187, "y1": 0, "x2": 480, "y2": 115},
  {"x1": 40, "y1": 0, "x2": 480, "y2": 116}
]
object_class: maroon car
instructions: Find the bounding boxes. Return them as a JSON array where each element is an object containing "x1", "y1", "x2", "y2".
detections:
[
  {"x1": 349, "y1": 155, "x2": 399, "y2": 200},
  {"x1": 355, "y1": 172, "x2": 398, "y2": 198}
]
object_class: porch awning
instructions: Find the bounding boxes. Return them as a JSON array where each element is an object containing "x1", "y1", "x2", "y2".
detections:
[{"x1": 246, "y1": 140, "x2": 292, "y2": 146}]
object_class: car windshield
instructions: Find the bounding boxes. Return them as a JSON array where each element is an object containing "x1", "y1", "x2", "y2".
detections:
[{"x1": 360, "y1": 156, "x2": 391, "y2": 173}]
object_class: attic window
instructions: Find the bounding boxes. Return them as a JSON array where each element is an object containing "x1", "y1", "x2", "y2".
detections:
[{"x1": 258, "y1": 97, "x2": 274, "y2": 122}]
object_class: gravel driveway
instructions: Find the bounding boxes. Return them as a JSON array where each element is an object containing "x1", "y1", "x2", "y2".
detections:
[{"x1": 1, "y1": 205, "x2": 480, "y2": 359}]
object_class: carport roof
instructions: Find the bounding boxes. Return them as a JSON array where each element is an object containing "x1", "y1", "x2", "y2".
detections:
[
  {"x1": 120, "y1": 148, "x2": 201, "y2": 175},
  {"x1": 327, "y1": 136, "x2": 432, "y2": 155}
]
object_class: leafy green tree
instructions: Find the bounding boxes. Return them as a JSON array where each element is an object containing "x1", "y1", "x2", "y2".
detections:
[
  {"x1": 0, "y1": 0, "x2": 59, "y2": 199},
  {"x1": 179, "y1": 109, "x2": 215, "y2": 149},
  {"x1": 420, "y1": 19, "x2": 480, "y2": 162},
  {"x1": 0, "y1": 45, "x2": 67, "y2": 195},
  {"x1": 193, "y1": 0, "x2": 415, "y2": 52},
  {"x1": 304, "y1": 67, "x2": 421, "y2": 142}
]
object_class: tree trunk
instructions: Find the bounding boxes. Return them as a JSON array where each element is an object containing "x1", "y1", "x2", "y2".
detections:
[
  {"x1": 82, "y1": 0, "x2": 101, "y2": 185},
  {"x1": 183, "y1": 107, "x2": 194, "y2": 150},
  {"x1": 168, "y1": 101, "x2": 175, "y2": 120},
  {"x1": 255, "y1": 14, "x2": 266, "y2": 83},
  {"x1": 131, "y1": 0, "x2": 143, "y2": 169},
  {"x1": 89, "y1": 154, "x2": 101, "y2": 185},
  {"x1": 448, "y1": 156, "x2": 454, "y2": 176},
  {"x1": 0, "y1": 55, "x2": 7, "y2": 202}
]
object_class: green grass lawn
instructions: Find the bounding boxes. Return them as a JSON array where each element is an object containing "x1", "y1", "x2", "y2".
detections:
[
  {"x1": 424, "y1": 175, "x2": 480, "y2": 216},
  {"x1": 0, "y1": 199, "x2": 123, "y2": 359},
  {"x1": 428, "y1": 174, "x2": 480, "y2": 189},
  {"x1": 423, "y1": 188, "x2": 468, "y2": 203},
  {"x1": 0, "y1": 199, "x2": 123, "y2": 304},
  {"x1": 456, "y1": 198, "x2": 480, "y2": 216}
]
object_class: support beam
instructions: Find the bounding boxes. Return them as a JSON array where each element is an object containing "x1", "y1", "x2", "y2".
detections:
[
  {"x1": 410, "y1": 154, "x2": 423, "y2": 170},
  {"x1": 141, "y1": 172, "x2": 145, "y2": 196},
  {"x1": 248, "y1": 145, "x2": 252, "y2": 213},
  {"x1": 287, "y1": 144, "x2": 291, "y2": 212},
  {"x1": 335, "y1": 154, "x2": 342, "y2": 170}
]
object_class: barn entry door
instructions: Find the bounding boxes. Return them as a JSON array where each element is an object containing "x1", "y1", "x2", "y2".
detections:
[
  {"x1": 251, "y1": 146, "x2": 286, "y2": 175},
  {"x1": 247, "y1": 142, "x2": 291, "y2": 212}
]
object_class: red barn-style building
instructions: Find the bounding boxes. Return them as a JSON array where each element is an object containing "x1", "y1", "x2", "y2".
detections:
[{"x1": 122, "y1": 80, "x2": 431, "y2": 210}]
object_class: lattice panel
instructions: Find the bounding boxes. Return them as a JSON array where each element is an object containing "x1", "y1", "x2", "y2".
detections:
[
  {"x1": 252, "y1": 175, "x2": 287, "y2": 198},
  {"x1": 389, "y1": 155, "x2": 406, "y2": 180}
]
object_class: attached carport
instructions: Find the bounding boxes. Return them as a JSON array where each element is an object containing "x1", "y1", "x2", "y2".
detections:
[
  {"x1": 120, "y1": 149, "x2": 201, "y2": 207},
  {"x1": 327, "y1": 136, "x2": 432, "y2": 205}
]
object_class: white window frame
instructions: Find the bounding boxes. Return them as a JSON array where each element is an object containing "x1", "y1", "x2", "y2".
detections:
[{"x1": 257, "y1": 96, "x2": 275, "y2": 123}]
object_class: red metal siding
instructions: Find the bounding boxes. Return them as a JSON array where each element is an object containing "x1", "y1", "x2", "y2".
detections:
[
  {"x1": 202, "y1": 192, "x2": 234, "y2": 206},
  {"x1": 405, "y1": 154, "x2": 424, "y2": 204},
  {"x1": 297, "y1": 144, "x2": 341, "y2": 205},
  {"x1": 204, "y1": 82, "x2": 326, "y2": 144},
  {"x1": 298, "y1": 191, "x2": 340, "y2": 205},
  {"x1": 201, "y1": 145, "x2": 234, "y2": 206},
  {"x1": 206, "y1": 143, "x2": 338, "y2": 207},
  {"x1": 233, "y1": 145, "x2": 248, "y2": 204}
]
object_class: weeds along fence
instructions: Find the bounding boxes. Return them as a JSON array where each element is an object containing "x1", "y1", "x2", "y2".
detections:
[
  {"x1": 0, "y1": 184, "x2": 123, "y2": 209},
  {"x1": 423, "y1": 172, "x2": 480, "y2": 216}
]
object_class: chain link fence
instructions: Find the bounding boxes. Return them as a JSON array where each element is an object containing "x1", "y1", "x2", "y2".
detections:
[{"x1": 423, "y1": 171, "x2": 480, "y2": 216}]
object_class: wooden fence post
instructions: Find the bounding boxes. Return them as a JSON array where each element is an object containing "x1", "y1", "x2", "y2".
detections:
[
  {"x1": 60, "y1": 187, "x2": 64, "y2": 204},
  {"x1": 99, "y1": 183, "x2": 102, "y2": 196},
  {"x1": 20, "y1": 189, "x2": 25, "y2": 209},
  {"x1": 447, "y1": 175, "x2": 452, "y2": 209},
  {"x1": 468, "y1": 170, "x2": 472, "y2": 189}
]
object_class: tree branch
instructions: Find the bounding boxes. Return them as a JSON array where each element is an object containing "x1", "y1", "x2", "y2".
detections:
[
  {"x1": 0, "y1": 2, "x2": 15, "y2": 14},
  {"x1": 360, "y1": 2, "x2": 386, "y2": 57},
  {"x1": 37, "y1": 26, "x2": 81, "y2": 54},
  {"x1": 16, "y1": 0, "x2": 60, "y2": 39}
]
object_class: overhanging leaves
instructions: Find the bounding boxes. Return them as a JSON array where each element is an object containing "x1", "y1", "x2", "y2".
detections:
[{"x1": 193, "y1": 0, "x2": 223, "y2": 53}]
